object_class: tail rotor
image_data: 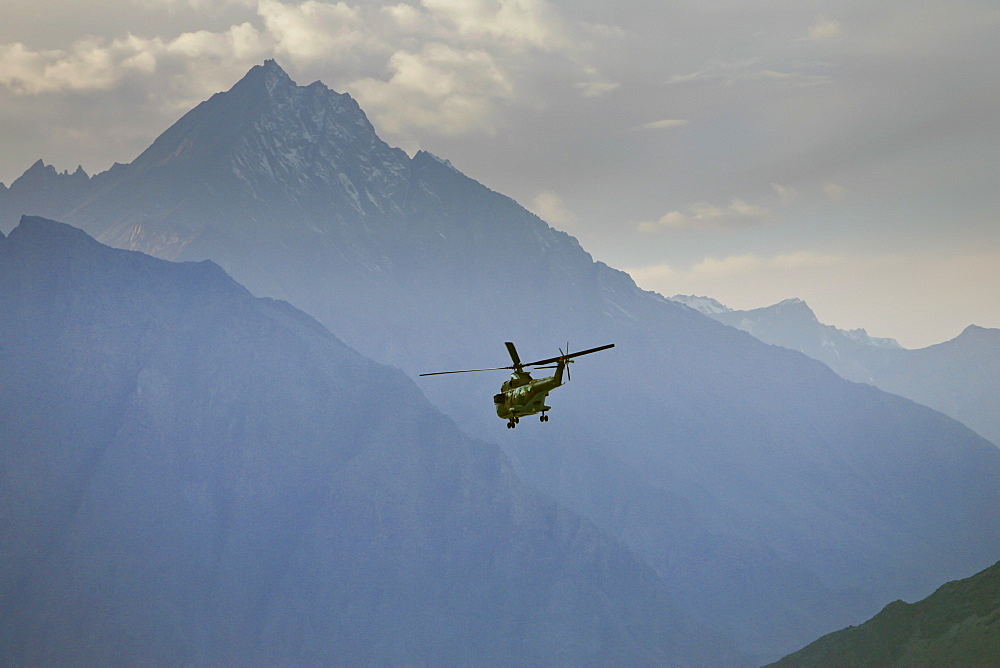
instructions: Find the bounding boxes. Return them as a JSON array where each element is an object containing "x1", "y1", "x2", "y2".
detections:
[{"x1": 560, "y1": 342, "x2": 573, "y2": 381}]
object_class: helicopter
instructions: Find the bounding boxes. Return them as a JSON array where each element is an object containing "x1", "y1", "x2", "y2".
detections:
[{"x1": 420, "y1": 342, "x2": 614, "y2": 428}]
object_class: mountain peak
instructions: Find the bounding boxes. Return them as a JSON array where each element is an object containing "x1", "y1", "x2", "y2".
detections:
[
  {"x1": 949, "y1": 324, "x2": 1000, "y2": 347},
  {"x1": 109, "y1": 57, "x2": 409, "y2": 226},
  {"x1": 10, "y1": 159, "x2": 54, "y2": 188},
  {"x1": 4, "y1": 215, "x2": 110, "y2": 255},
  {"x1": 1, "y1": 59, "x2": 412, "y2": 242},
  {"x1": 960, "y1": 323, "x2": 996, "y2": 337},
  {"x1": 7, "y1": 161, "x2": 91, "y2": 199},
  {"x1": 413, "y1": 150, "x2": 459, "y2": 172},
  {"x1": 233, "y1": 58, "x2": 295, "y2": 96},
  {"x1": 3, "y1": 216, "x2": 239, "y2": 300},
  {"x1": 772, "y1": 297, "x2": 813, "y2": 313},
  {"x1": 669, "y1": 294, "x2": 733, "y2": 315}
]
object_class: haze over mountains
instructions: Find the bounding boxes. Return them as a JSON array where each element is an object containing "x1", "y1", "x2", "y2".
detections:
[
  {"x1": 673, "y1": 295, "x2": 1000, "y2": 446},
  {"x1": 0, "y1": 216, "x2": 722, "y2": 664},
  {"x1": 3, "y1": 60, "x2": 1000, "y2": 662}
]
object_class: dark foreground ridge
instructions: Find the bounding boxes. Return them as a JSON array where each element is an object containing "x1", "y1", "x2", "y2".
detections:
[{"x1": 771, "y1": 559, "x2": 1000, "y2": 666}]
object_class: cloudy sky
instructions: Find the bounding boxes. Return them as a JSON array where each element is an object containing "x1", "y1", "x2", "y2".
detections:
[{"x1": 2, "y1": 0, "x2": 998, "y2": 347}]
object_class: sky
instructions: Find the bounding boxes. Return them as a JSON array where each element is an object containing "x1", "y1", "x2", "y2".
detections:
[{"x1": 1, "y1": 0, "x2": 998, "y2": 348}]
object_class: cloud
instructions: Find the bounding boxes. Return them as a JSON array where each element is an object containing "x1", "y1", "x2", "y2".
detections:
[
  {"x1": 626, "y1": 250, "x2": 856, "y2": 315},
  {"x1": 665, "y1": 58, "x2": 833, "y2": 89},
  {"x1": 350, "y1": 42, "x2": 513, "y2": 135},
  {"x1": 638, "y1": 199, "x2": 774, "y2": 232},
  {"x1": 808, "y1": 15, "x2": 842, "y2": 43},
  {"x1": 420, "y1": 0, "x2": 564, "y2": 49},
  {"x1": 771, "y1": 182, "x2": 796, "y2": 203},
  {"x1": 635, "y1": 118, "x2": 688, "y2": 131},
  {"x1": 336, "y1": 0, "x2": 615, "y2": 136},
  {"x1": 134, "y1": 0, "x2": 256, "y2": 9},
  {"x1": 690, "y1": 252, "x2": 846, "y2": 279},
  {"x1": 167, "y1": 23, "x2": 265, "y2": 59},
  {"x1": 573, "y1": 66, "x2": 619, "y2": 98},
  {"x1": 381, "y1": 3, "x2": 427, "y2": 31},
  {"x1": 0, "y1": 22, "x2": 272, "y2": 99},
  {"x1": 0, "y1": 1, "x2": 531, "y2": 138},
  {"x1": 624, "y1": 262, "x2": 678, "y2": 287},
  {"x1": 665, "y1": 58, "x2": 757, "y2": 85},
  {"x1": 0, "y1": 38, "x2": 154, "y2": 94},
  {"x1": 0, "y1": 0, "x2": 616, "y2": 149},
  {"x1": 823, "y1": 182, "x2": 848, "y2": 200},
  {"x1": 258, "y1": 0, "x2": 365, "y2": 61},
  {"x1": 528, "y1": 190, "x2": 576, "y2": 226}
]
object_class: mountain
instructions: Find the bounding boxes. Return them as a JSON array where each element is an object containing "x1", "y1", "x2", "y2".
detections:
[
  {"x1": 0, "y1": 160, "x2": 92, "y2": 228},
  {"x1": 672, "y1": 295, "x2": 1000, "y2": 446},
  {"x1": 770, "y1": 559, "x2": 1000, "y2": 666},
  {"x1": 0, "y1": 215, "x2": 727, "y2": 665},
  {"x1": 872, "y1": 325, "x2": 1000, "y2": 446},
  {"x1": 3, "y1": 60, "x2": 1000, "y2": 662},
  {"x1": 671, "y1": 296, "x2": 903, "y2": 384},
  {"x1": 668, "y1": 294, "x2": 735, "y2": 316}
]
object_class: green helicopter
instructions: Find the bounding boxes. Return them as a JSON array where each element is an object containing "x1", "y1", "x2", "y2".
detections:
[{"x1": 420, "y1": 342, "x2": 614, "y2": 428}]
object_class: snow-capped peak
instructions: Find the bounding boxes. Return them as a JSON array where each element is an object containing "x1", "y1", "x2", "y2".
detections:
[{"x1": 669, "y1": 294, "x2": 733, "y2": 315}]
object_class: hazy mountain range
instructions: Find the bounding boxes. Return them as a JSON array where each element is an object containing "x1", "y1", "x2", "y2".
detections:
[
  {"x1": 771, "y1": 558, "x2": 1000, "y2": 666},
  {"x1": 0, "y1": 216, "x2": 725, "y2": 664},
  {"x1": 673, "y1": 295, "x2": 1000, "y2": 446},
  {"x1": 3, "y1": 60, "x2": 999, "y2": 663}
]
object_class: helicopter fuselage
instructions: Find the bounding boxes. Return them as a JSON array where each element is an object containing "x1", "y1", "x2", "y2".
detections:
[{"x1": 494, "y1": 361, "x2": 565, "y2": 423}]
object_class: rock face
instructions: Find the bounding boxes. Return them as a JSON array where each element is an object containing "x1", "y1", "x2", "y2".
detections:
[
  {"x1": 676, "y1": 295, "x2": 1000, "y2": 446},
  {"x1": 770, "y1": 559, "x2": 1000, "y2": 667},
  {"x1": 3, "y1": 61, "x2": 1000, "y2": 661},
  {"x1": 0, "y1": 216, "x2": 724, "y2": 665}
]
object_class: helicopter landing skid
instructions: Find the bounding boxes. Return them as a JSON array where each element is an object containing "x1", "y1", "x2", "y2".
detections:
[{"x1": 506, "y1": 414, "x2": 550, "y2": 428}]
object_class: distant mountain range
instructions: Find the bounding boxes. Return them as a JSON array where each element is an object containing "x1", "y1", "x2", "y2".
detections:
[
  {"x1": 3, "y1": 60, "x2": 1000, "y2": 662},
  {"x1": 672, "y1": 295, "x2": 1000, "y2": 446},
  {"x1": 771, "y1": 559, "x2": 1000, "y2": 666},
  {"x1": 0, "y1": 216, "x2": 725, "y2": 664}
]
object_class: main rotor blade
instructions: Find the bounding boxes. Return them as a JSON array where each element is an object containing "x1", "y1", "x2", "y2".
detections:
[
  {"x1": 524, "y1": 343, "x2": 615, "y2": 367},
  {"x1": 419, "y1": 366, "x2": 513, "y2": 376},
  {"x1": 504, "y1": 341, "x2": 524, "y2": 370}
]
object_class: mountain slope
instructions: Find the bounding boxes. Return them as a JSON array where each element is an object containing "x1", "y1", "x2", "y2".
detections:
[
  {"x1": 872, "y1": 325, "x2": 1000, "y2": 446},
  {"x1": 3, "y1": 62, "x2": 1000, "y2": 662},
  {"x1": 771, "y1": 560, "x2": 1000, "y2": 666},
  {"x1": 674, "y1": 295, "x2": 1000, "y2": 445},
  {"x1": 0, "y1": 216, "x2": 726, "y2": 665}
]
